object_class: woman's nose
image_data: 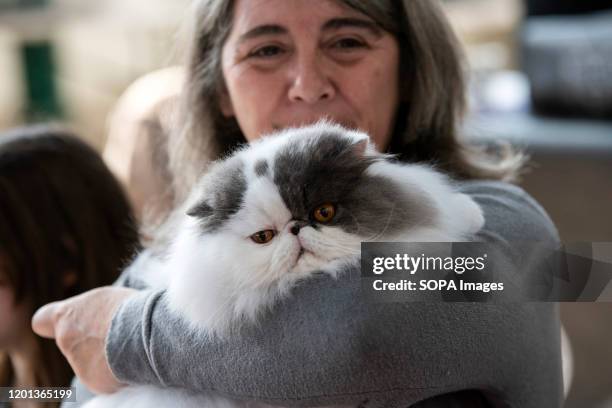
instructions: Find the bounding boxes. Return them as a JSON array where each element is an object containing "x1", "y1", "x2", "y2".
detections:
[{"x1": 288, "y1": 54, "x2": 335, "y2": 104}]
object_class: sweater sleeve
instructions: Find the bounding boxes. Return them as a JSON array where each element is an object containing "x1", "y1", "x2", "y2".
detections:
[{"x1": 105, "y1": 181, "x2": 563, "y2": 408}]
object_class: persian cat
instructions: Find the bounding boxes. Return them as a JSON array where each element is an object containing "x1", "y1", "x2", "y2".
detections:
[{"x1": 84, "y1": 121, "x2": 484, "y2": 408}]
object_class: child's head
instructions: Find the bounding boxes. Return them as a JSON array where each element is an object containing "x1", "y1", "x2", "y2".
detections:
[{"x1": 0, "y1": 126, "x2": 140, "y2": 388}]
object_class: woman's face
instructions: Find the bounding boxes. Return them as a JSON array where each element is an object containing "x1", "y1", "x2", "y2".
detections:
[{"x1": 219, "y1": 0, "x2": 401, "y2": 151}]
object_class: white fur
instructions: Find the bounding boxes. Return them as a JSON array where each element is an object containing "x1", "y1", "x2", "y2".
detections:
[{"x1": 84, "y1": 122, "x2": 484, "y2": 408}]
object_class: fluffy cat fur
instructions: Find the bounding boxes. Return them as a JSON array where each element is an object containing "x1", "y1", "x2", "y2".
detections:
[{"x1": 84, "y1": 121, "x2": 484, "y2": 408}]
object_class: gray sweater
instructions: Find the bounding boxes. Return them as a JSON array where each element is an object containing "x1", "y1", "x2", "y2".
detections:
[{"x1": 103, "y1": 181, "x2": 563, "y2": 407}]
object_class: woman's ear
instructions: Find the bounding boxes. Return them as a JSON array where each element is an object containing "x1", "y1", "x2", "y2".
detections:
[{"x1": 218, "y1": 87, "x2": 235, "y2": 117}]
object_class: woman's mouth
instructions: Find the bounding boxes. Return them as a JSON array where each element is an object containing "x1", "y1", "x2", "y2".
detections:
[{"x1": 273, "y1": 117, "x2": 357, "y2": 131}]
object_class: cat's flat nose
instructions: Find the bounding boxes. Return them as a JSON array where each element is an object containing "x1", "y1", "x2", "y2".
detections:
[{"x1": 289, "y1": 220, "x2": 308, "y2": 235}]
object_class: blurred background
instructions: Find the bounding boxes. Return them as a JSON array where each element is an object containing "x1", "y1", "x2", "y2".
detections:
[
  {"x1": 0, "y1": 0, "x2": 611, "y2": 406},
  {"x1": 0, "y1": 0, "x2": 189, "y2": 148}
]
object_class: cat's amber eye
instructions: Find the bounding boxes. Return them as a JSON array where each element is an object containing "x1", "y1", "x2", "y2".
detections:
[
  {"x1": 313, "y1": 203, "x2": 336, "y2": 223},
  {"x1": 250, "y1": 229, "x2": 276, "y2": 244}
]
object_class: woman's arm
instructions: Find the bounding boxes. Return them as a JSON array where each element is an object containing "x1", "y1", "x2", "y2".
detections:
[{"x1": 105, "y1": 181, "x2": 563, "y2": 407}]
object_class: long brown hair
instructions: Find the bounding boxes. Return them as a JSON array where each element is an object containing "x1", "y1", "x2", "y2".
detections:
[
  {"x1": 0, "y1": 126, "x2": 140, "y2": 405},
  {"x1": 164, "y1": 0, "x2": 525, "y2": 205}
]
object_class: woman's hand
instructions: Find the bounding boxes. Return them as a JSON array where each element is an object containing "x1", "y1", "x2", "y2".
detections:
[{"x1": 31, "y1": 286, "x2": 138, "y2": 394}]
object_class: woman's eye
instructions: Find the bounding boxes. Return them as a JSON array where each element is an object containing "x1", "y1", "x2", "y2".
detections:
[
  {"x1": 249, "y1": 45, "x2": 285, "y2": 59},
  {"x1": 250, "y1": 229, "x2": 276, "y2": 244},
  {"x1": 331, "y1": 38, "x2": 366, "y2": 50},
  {"x1": 313, "y1": 203, "x2": 336, "y2": 223}
]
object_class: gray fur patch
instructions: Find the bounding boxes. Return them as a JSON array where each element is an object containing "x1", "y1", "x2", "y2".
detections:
[
  {"x1": 188, "y1": 156, "x2": 247, "y2": 233},
  {"x1": 272, "y1": 131, "x2": 436, "y2": 238},
  {"x1": 254, "y1": 159, "x2": 269, "y2": 177}
]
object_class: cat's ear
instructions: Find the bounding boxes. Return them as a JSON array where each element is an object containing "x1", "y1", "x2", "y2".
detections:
[
  {"x1": 351, "y1": 137, "x2": 369, "y2": 157},
  {"x1": 187, "y1": 201, "x2": 214, "y2": 219}
]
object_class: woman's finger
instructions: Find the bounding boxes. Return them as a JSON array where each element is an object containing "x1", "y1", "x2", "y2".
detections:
[{"x1": 31, "y1": 301, "x2": 61, "y2": 339}]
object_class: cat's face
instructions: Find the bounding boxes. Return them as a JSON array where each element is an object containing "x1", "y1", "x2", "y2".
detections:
[{"x1": 186, "y1": 122, "x2": 419, "y2": 280}]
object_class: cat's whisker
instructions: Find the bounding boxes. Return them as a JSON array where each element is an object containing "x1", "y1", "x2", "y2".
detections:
[
  {"x1": 231, "y1": 265, "x2": 287, "y2": 299},
  {"x1": 361, "y1": 203, "x2": 397, "y2": 242},
  {"x1": 324, "y1": 241, "x2": 361, "y2": 255},
  {"x1": 347, "y1": 211, "x2": 364, "y2": 235}
]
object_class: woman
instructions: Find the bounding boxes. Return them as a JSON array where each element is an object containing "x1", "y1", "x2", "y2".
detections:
[
  {"x1": 0, "y1": 126, "x2": 140, "y2": 407},
  {"x1": 34, "y1": 1, "x2": 563, "y2": 407}
]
